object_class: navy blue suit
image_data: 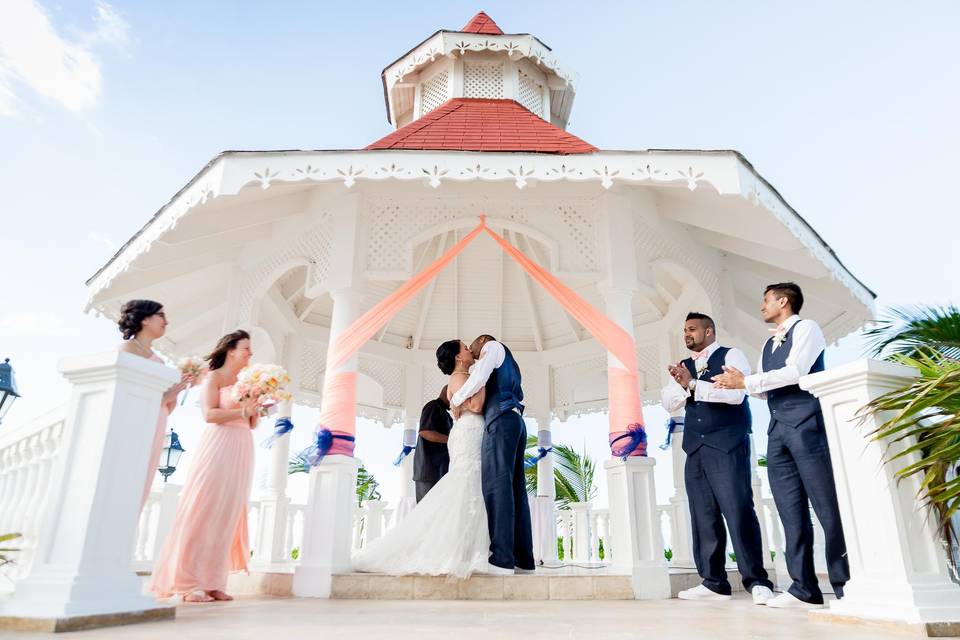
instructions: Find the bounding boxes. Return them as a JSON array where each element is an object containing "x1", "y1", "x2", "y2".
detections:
[
  {"x1": 762, "y1": 322, "x2": 849, "y2": 603},
  {"x1": 682, "y1": 347, "x2": 772, "y2": 595},
  {"x1": 481, "y1": 344, "x2": 535, "y2": 571}
]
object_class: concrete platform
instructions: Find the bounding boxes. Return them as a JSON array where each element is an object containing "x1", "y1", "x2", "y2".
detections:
[
  {"x1": 0, "y1": 595, "x2": 922, "y2": 640},
  {"x1": 225, "y1": 566, "x2": 749, "y2": 600}
]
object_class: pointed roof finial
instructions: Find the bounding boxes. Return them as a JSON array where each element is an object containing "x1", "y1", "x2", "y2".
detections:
[{"x1": 460, "y1": 11, "x2": 504, "y2": 35}]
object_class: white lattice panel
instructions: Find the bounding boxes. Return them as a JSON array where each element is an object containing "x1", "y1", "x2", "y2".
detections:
[
  {"x1": 358, "y1": 355, "x2": 404, "y2": 409},
  {"x1": 420, "y1": 71, "x2": 449, "y2": 116},
  {"x1": 463, "y1": 62, "x2": 503, "y2": 99},
  {"x1": 636, "y1": 344, "x2": 662, "y2": 392},
  {"x1": 300, "y1": 340, "x2": 326, "y2": 393},
  {"x1": 634, "y1": 225, "x2": 721, "y2": 316},
  {"x1": 556, "y1": 204, "x2": 598, "y2": 271},
  {"x1": 421, "y1": 365, "x2": 449, "y2": 407},
  {"x1": 236, "y1": 216, "x2": 332, "y2": 324},
  {"x1": 517, "y1": 70, "x2": 544, "y2": 118},
  {"x1": 551, "y1": 356, "x2": 607, "y2": 408}
]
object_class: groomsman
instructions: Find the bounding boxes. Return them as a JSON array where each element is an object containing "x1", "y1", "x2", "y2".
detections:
[
  {"x1": 713, "y1": 282, "x2": 849, "y2": 609},
  {"x1": 662, "y1": 312, "x2": 774, "y2": 604},
  {"x1": 413, "y1": 386, "x2": 453, "y2": 502}
]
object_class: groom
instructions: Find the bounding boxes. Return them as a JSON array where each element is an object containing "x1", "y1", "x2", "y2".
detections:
[{"x1": 450, "y1": 334, "x2": 535, "y2": 575}]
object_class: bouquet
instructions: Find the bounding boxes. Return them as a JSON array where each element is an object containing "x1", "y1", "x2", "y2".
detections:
[
  {"x1": 176, "y1": 356, "x2": 208, "y2": 405},
  {"x1": 231, "y1": 363, "x2": 293, "y2": 416}
]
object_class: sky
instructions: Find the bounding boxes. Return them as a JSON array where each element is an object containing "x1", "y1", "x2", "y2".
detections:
[{"x1": 1, "y1": 1, "x2": 959, "y2": 508}]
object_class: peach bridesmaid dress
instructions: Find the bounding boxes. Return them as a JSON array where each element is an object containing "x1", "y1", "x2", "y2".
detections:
[
  {"x1": 141, "y1": 353, "x2": 171, "y2": 510},
  {"x1": 151, "y1": 379, "x2": 254, "y2": 597}
]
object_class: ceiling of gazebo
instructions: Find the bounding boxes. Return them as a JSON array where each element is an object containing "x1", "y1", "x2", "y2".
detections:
[{"x1": 85, "y1": 149, "x2": 874, "y2": 421}]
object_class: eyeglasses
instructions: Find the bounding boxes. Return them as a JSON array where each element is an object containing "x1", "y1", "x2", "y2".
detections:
[{"x1": 153, "y1": 312, "x2": 167, "y2": 320}]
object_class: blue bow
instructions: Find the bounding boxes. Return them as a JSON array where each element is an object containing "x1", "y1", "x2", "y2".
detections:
[
  {"x1": 261, "y1": 416, "x2": 295, "y2": 449},
  {"x1": 299, "y1": 428, "x2": 357, "y2": 467},
  {"x1": 393, "y1": 445, "x2": 416, "y2": 466},
  {"x1": 524, "y1": 446, "x2": 553, "y2": 469},
  {"x1": 659, "y1": 417, "x2": 683, "y2": 451},
  {"x1": 610, "y1": 423, "x2": 648, "y2": 460}
]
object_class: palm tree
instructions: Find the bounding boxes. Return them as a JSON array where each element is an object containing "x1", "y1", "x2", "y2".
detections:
[
  {"x1": 861, "y1": 305, "x2": 960, "y2": 552},
  {"x1": 523, "y1": 436, "x2": 597, "y2": 509},
  {"x1": 356, "y1": 465, "x2": 382, "y2": 507}
]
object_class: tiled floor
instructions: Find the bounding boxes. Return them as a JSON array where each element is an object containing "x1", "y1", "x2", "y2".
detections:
[{"x1": 0, "y1": 595, "x2": 916, "y2": 640}]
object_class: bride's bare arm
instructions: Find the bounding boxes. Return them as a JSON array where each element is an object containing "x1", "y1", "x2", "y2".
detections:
[
  {"x1": 465, "y1": 388, "x2": 485, "y2": 414},
  {"x1": 201, "y1": 371, "x2": 254, "y2": 425}
]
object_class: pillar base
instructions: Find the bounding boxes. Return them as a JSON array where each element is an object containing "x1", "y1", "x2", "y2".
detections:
[
  {"x1": 292, "y1": 455, "x2": 360, "y2": 599},
  {"x1": 0, "y1": 605, "x2": 175, "y2": 633}
]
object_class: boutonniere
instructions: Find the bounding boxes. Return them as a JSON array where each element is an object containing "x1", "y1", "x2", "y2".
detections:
[
  {"x1": 772, "y1": 328, "x2": 787, "y2": 349},
  {"x1": 696, "y1": 362, "x2": 709, "y2": 377}
]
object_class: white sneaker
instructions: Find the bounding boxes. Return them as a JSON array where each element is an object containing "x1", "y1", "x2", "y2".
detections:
[
  {"x1": 751, "y1": 585, "x2": 775, "y2": 605},
  {"x1": 486, "y1": 564, "x2": 515, "y2": 576},
  {"x1": 765, "y1": 592, "x2": 824, "y2": 609},
  {"x1": 677, "y1": 584, "x2": 731, "y2": 601}
]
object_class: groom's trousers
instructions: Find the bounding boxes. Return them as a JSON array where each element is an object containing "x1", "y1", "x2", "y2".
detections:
[{"x1": 481, "y1": 409, "x2": 535, "y2": 571}]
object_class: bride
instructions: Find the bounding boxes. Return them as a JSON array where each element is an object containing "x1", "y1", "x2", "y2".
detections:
[{"x1": 353, "y1": 339, "x2": 490, "y2": 578}]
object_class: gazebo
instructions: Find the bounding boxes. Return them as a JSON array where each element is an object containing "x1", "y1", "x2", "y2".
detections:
[{"x1": 83, "y1": 11, "x2": 873, "y2": 599}]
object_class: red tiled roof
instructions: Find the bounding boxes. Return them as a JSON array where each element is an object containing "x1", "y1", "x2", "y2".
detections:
[
  {"x1": 366, "y1": 98, "x2": 597, "y2": 155},
  {"x1": 460, "y1": 11, "x2": 503, "y2": 35}
]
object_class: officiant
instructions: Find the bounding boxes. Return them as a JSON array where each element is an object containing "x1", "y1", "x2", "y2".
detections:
[{"x1": 413, "y1": 385, "x2": 453, "y2": 502}]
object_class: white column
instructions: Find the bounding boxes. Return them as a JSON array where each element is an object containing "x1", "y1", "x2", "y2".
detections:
[
  {"x1": 293, "y1": 287, "x2": 361, "y2": 598},
  {"x1": 801, "y1": 359, "x2": 960, "y2": 629},
  {"x1": 394, "y1": 363, "x2": 422, "y2": 524},
  {"x1": 0, "y1": 351, "x2": 179, "y2": 624},
  {"x1": 605, "y1": 457, "x2": 671, "y2": 599},
  {"x1": 569, "y1": 502, "x2": 593, "y2": 562},
  {"x1": 667, "y1": 425, "x2": 695, "y2": 568},
  {"x1": 150, "y1": 482, "x2": 182, "y2": 564},
  {"x1": 250, "y1": 398, "x2": 293, "y2": 571},
  {"x1": 532, "y1": 416, "x2": 559, "y2": 564},
  {"x1": 362, "y1": 500, "x2": 387, "y2": 543}
]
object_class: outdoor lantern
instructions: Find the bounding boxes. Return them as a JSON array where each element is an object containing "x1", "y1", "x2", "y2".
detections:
[
  {"x1": 0, "y1": 358, "x2": 21, "y2": 425},
  {"x1": 158, "y1": 429, "x2": 185, "y2": 482}
]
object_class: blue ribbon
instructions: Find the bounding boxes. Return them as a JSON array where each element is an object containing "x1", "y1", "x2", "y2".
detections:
[
  {"x1": 659, "y1": 417, "x2": 684, "y2": 451},
  {"x1": 261, "y1": 416, "x2": 295, "y2": 449},
  {"x1": 300, "y1": 427, "x2": 356, "y2": 467},
  {"x1": 610, "y1": 423, "x2": 648, "y2": 460},
  {"x1": 524, "y1": 446, "x2": 553, "y2": 469},
  {"x1": 393, "y1": 445, "x2": 416, "y2": 466}
]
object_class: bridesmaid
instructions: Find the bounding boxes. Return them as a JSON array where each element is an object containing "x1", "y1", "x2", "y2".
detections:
[
  {"x1": 151, "y1": 329, "x2": 260, "y2": 603},
  {"x1": 116, "y1": 299, "x2": 192, "y2": 510}
]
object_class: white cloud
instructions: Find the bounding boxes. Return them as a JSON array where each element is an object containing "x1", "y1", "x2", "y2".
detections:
[{"x1": 0, "y1": 0, "x2": 131, "y2": 117}]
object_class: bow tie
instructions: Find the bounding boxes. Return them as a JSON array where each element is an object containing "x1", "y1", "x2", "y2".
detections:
[{"x1": 689, "y1": 349, "x2": 707, "y2": 361}]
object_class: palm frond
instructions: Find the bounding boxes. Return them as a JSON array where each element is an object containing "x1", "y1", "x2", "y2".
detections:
[
  {"x1": 864, "y1": 305, "x2": 960, "y2": 360},
  {"x1": 862, "y1": 351, "x2": 960, "y2": 553},
  {"x1": 553, "y1": 442, "x2": 597, "y2": 509},
  {"x1": 356, "y1": 465, "x2": 381, "y2": 506},
  {"x1": 524, "y1": 435, "x2": 539, "y2": 496}
]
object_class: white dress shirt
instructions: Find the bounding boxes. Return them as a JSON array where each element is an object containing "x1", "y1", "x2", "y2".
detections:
[
  {"x1": 450, "y1": 340, "x2": 506, "y2": 408},
  {"x1": 744, "y1": 315, "x2": 826, "y2": 398},
  {"x1": 660, "y1": 341, "x2": 751, "y2": 413}
]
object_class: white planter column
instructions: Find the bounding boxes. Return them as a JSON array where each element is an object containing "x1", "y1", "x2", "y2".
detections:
[
  {"x1": 394, "y1": 363, "x2": 422, "y2": 524},
  {"x1": 569, "y1": 502, "x2": 593, "y2": 562},
  {"x1": 293, "y1": 287, "x2": 362, "y2": 598},
  {"x1": 532, "y1": 415, "x2": 558, "y2": 565},
  {"x1": 251, "y1": 398, "x2": 294, "y2": 571},
  {"x1": 801, "y1": 359, "x2": 960, "y2": 632},
  {"x1": 0, "y1": 351, "x2": 179, "y2": 629},
  {"x1": 667, "y1": 421, "x2": 695, "y2": 568}
]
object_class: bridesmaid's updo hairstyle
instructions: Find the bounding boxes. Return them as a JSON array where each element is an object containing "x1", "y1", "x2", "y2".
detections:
[
  {"x1": 206, "y1": 329, "x2": 251, "y2": 370},
  {"x1": 118, "y1": 299, "x2": 164, "y2": 340},
  {"x1": 436, "y1": 340, "x2": 461, "y2": 376}
]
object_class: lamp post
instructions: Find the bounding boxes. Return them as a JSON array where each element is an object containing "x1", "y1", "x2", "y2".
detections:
[
  {"x1": 0, "y1": 358, "x2": 21, "y2": 425},
  {"x1": 158, "y1": 429, "x2": 185, "y2": 482}
]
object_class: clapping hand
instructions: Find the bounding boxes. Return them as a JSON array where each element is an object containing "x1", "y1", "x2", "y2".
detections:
[
  {"x1": 670, "y1": 363, "x2": 693, "y2": 388},
  {"x1": 712, "y1": 365, "x2": 746, "y2": 390}
]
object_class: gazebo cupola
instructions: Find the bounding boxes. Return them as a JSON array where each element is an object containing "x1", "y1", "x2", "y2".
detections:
[{"x1": 380, "y1": 11, "x2": 579, "y2": 130}]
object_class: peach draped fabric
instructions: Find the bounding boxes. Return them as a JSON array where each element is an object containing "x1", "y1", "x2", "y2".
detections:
[{"x1": 316, "y1": 217, "x2": 644, "y2": 447}]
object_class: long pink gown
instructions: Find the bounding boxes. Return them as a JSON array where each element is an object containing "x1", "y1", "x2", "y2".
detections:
[
  {"x1": 141, "y1": 354, "x2": 171, "y2": 510},
  {"x1": 151, "y1": 380, "x2": 254, "y2": 597}
]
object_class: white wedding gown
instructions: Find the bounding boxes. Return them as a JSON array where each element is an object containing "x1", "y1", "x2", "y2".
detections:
[{"x1": 352, "y1": 411, "x2": 490, "y2": 578}]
